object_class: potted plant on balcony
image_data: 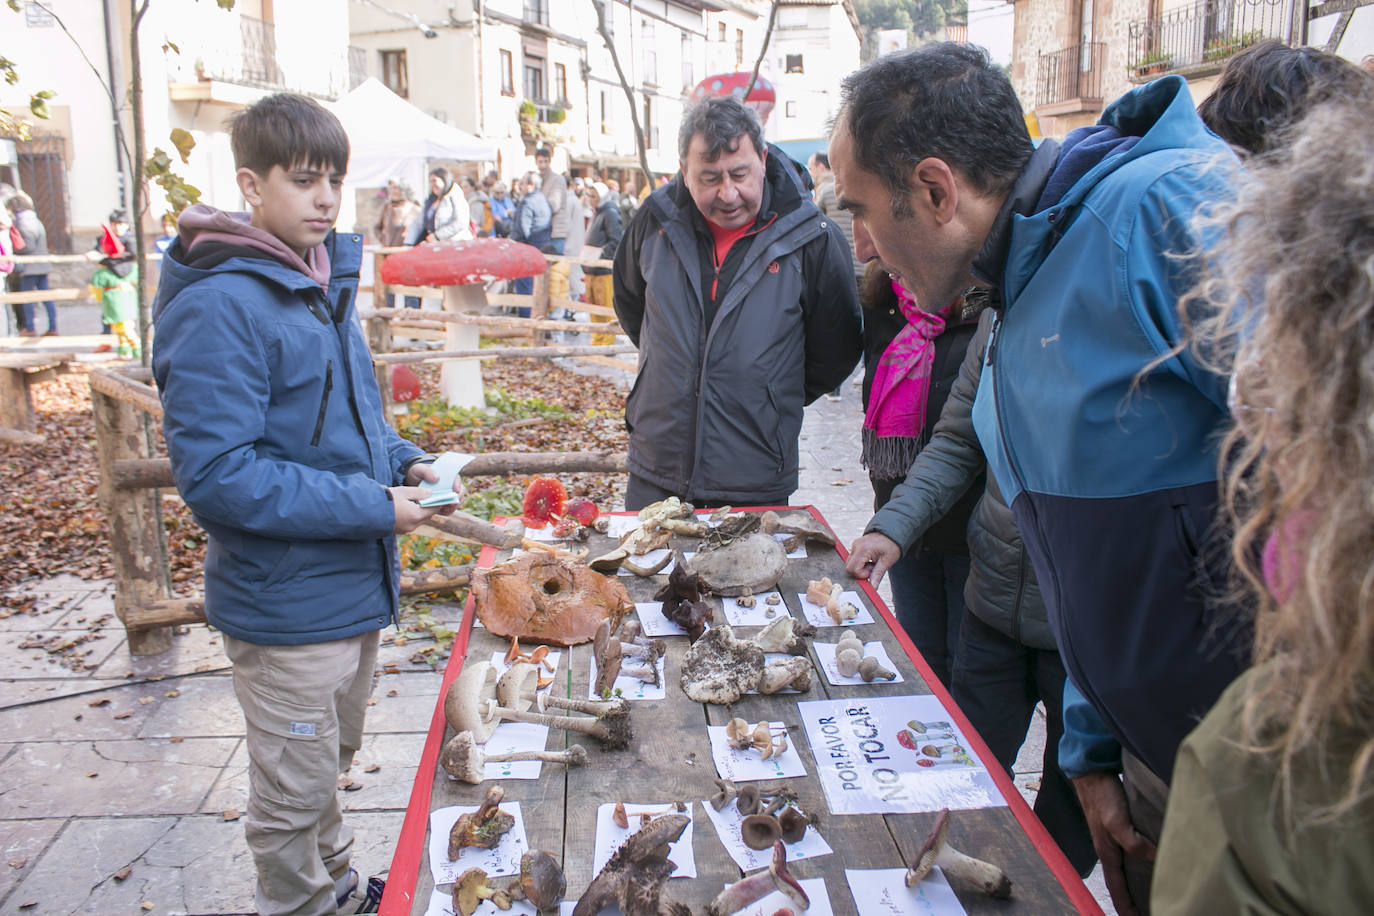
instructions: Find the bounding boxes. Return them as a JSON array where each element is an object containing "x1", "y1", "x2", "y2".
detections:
[
  {"x1": 1203, "y1": 35, "x2": 1241, "y2": 62},
  {"x1": 1132, "y1": 49, "x2": 1174, "y2": 77},
  {"x1": 518, "y1": 99, "x2": 538, "y2": 140}
]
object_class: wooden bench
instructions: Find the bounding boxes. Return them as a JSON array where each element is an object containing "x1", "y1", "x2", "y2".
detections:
[{"x1": 0, "y1": 352, "x2": 76, "y2": 444}]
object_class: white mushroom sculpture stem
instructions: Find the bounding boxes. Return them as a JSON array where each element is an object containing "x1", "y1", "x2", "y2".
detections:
[{"x1": 380, "y1": 238, "x2": 547, "y2": 409}]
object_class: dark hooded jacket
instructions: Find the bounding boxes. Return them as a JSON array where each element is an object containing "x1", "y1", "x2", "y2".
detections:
[
  {"x1": 151, "y1": 205, "x2": 423, "y2": 646},
  {"x1": 612, "y1": 146, "x2": 862, "y2": 504}
]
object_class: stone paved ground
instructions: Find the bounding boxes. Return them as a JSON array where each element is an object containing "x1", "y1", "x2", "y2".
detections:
[{"x1": 0, "y1": 360, "x2": 1111, "y2": 915}]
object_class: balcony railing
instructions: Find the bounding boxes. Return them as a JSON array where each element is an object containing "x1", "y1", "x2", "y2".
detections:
[
  {"x1": 1037, "y1": 42, "x2": 1106, "y2": 108},
  {"x1": 1127, "y1": 0, "x2": 1288, "y2": 79},
  {"x1": 190, "y1": 14, "x2": 283, "y2": 89}
]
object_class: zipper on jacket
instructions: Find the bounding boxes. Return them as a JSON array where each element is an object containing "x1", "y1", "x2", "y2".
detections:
[{"x1": 311, "y1": 360, "x2": 333, "y2": 447}]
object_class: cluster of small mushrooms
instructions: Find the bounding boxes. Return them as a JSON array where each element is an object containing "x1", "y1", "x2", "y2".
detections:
[{"x1": 445, "y1": 489, "x2": 1013, "y2": 913}]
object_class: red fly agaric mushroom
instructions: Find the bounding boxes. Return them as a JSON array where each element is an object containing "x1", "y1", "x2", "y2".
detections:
[
  {"x1": 905, "y1": 808, "x2": 1012, "y2": 898},
  {"x1": 379, "y1": 237, "x2": 547, "y2": 408}
]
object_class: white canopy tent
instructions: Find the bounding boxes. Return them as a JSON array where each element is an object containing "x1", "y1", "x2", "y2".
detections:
[{"x1": 329, "y1": 78, "x2": 497, "y2": 190}]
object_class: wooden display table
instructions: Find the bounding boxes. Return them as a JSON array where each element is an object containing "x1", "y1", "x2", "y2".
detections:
[{"x1": 383, "y1": 507, "x2": 1101, "y2": 915}]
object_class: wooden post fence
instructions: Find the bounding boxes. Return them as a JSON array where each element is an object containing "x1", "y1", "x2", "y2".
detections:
[{"x1": 88, "y1": 366, "x2": 628, "y2": 657}]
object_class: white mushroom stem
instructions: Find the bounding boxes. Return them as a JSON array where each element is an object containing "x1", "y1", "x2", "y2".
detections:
[
  {"x1": 905, "y1": 809, "x2": 1012, "y2": 899},
  {"x1": 706, "y1": 841, "x2": 809, "y2": 916},
  {"x1": 527, "y1": 692, "x2": 630, "y2": 717},
  {"x1": 482, "y1": 700, "x2": 632, "y2": 749},
  {"x1": 442, "y1": 282, "x2": 489, "y2": 409},
  {"x1": 440, "y1": 731, "x2": 589, "y2": 784}
]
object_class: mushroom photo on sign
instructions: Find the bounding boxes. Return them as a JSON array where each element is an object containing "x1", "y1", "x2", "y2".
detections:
[
  {"x1": 591, "y1": 802, "x2": 697, "y2": 878},
  {"x1": 707, "y1": 721, "x2": 808, "y2": 781}
]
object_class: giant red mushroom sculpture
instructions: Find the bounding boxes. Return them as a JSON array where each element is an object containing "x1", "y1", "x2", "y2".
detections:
[{"x1": 380, "y1": 238, "x2": 547, "y2": 408}]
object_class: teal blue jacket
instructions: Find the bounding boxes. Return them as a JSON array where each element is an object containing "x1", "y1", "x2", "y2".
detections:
[{"x1": 971, "y1": 77, "x2": 1248, "y2": 782}]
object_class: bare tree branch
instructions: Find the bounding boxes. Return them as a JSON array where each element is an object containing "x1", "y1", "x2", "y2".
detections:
[
  {"x1": 591, "y1": 0, "x2": 653, "y2": 189},
  {"x1": 743, "y1": 1, "x2": 781, "y2": 102}
]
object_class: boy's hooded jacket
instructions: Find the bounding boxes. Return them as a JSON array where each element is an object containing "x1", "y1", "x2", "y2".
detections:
[
  {"x1": 152, "y1": 205, "x2": 423, "y2": 646},
  {"x1": 612, "y1": 147, "x2": 862, "y2": 504},
  {"x1": 968, "y1": 77, "x2": 1249, "y2": 782}
]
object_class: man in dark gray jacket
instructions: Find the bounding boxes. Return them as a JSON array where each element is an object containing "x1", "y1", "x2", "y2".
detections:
[
  {"x1": 613, "y1": 97, "x2": 862, "y2": 509},
  {"x1": 846, "y1": 295, "x2": 1096, "y2": 877}
]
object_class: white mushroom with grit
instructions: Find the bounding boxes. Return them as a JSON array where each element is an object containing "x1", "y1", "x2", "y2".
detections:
[{"x1": 905, "y1": 808, "x2": 1012, "y2": 898}]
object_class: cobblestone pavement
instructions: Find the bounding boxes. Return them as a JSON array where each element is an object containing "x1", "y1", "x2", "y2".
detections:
[{"x1": 0, "y1": 361, "x2": 1110, "y2": 915}]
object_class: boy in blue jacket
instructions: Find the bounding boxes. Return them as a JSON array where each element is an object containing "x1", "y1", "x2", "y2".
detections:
[{"x1": 152, "y1": 94, "x2": 460, "y2": 916}]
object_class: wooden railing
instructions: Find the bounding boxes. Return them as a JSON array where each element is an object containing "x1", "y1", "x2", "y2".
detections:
[{"x1": 82, "y1": 246, "x2": 632, "y2": 656}]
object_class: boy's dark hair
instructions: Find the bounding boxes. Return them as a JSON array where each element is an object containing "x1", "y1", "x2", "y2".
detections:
[
  {"x1": 678, "y1": 96, "x2": 764, "y2": 162},
  {"x1": 109, "y1": 208, "x2": 129, "y2": 223},
  {"x1": 1197, "y1": 41, "x2": 1374, "y2": 156},
  {"x1": 839, "y1": 43, "x2": 1033, "y2": 217},
  {"x1": 229, "y1": 93, "x2": 349, "y2": 176},
  {"x1": 535, "y1": 145, "x2": 554, "y2": 159},
  {"x1": 811, "y1": 151, "x2": 830, "y2": 169}
]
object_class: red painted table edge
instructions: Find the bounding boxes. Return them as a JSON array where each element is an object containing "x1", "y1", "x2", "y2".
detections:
[{"x1": 380, "y1": 508, "x2": 1104, "y2": 915}]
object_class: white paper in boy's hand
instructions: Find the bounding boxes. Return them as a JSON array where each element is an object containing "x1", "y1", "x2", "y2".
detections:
[
  {"x1": 845, "y1": 867, "x2": 967, "y2": 915},
  {"x1": 797, "y1": 589, "x2": 875, "y2": 628},
  {"x1": 708, "y1": 722, "x2": 808, "y2": 781},
  {"x1": 633, "y1": 601, "x2": 688, "y2": 638},
  {"x1": 592, "y1": 803, "x2": 697, "y2": 878},
  {"x1": 422, "y1": 888, "x2": 536, "y2": 916},
  {"x1": 418, "y1": 451, "x2": 474, "y2": 507},
  {"x1": 428, "y1": 802, "x2": 528, "y2": 886},
  {"x1": 814, "y1": 641, "x2": 904, "y2": 686},
  {"x1": 727, "y1": 877, "x2": 833, "y2": 916},
  {"x1": 699, "y1": 796, "x2": 832, "y2": 870}
]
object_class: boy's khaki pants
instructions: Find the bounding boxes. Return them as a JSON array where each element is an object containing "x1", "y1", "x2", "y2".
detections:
[{"x1": 225, "y1": 631, "x2": 379, "y2": 916}]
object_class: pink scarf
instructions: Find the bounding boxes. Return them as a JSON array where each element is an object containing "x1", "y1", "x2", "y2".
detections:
[{"x1": 861, "y1": 279, "x2": 954, "y2": 479}]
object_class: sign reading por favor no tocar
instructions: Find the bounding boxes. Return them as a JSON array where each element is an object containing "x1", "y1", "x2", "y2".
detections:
[{"x1": 798, "y1": 695, "x2": 1006, "y2": 815}]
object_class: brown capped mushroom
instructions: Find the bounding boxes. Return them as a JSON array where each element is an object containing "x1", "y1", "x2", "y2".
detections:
[
  {"x1": 777, "y1": 806, "x2": 818, "y2": 844},
  {"x1": 739, "y1": 813, "x2": 783, "y2": 850},
  {"x1": 858, "y1": 655, "x2": 897, "y2": 682},
  {"x1": 905, "y1": 808, "x2": 1012, "y2": 898},
  {"x1": 449, "y1": 660, "x2": 632, "y2": 750},
  {"x1": 506, "y1": 850, "x2": 566, "y2": 913},
  {"x1": 572, "y1": 813, "x2": 690, "y2": 916},
  {"x1": 709, "y1": 778, "x2": 740, "y2": 811},
  {"x1": 453, "y1": 867, "x2": 511, "y2": 916},
  {"x1": 593, "y1": 620, "x2": 622, "y2": 695},
  {"x1": 448, "y1": 786, "x2": 516, "y2": 859},
  {"x1": 439, "y1": 730, "x2": 588, "y2": 784}
]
